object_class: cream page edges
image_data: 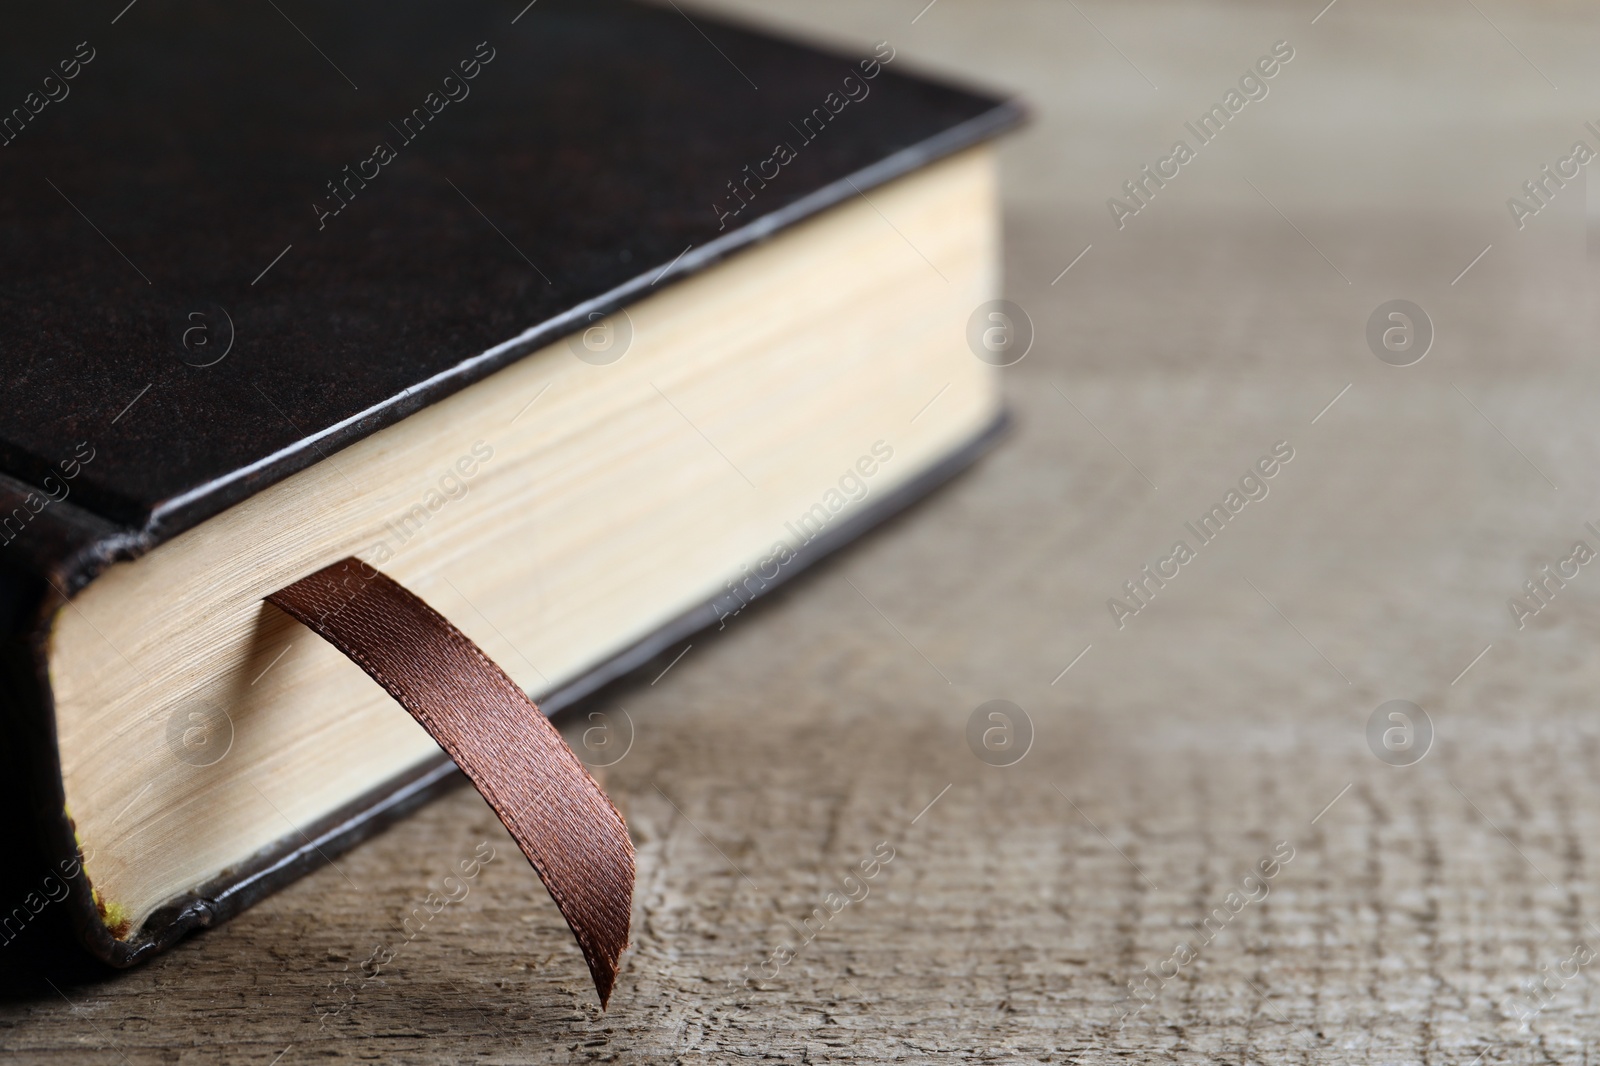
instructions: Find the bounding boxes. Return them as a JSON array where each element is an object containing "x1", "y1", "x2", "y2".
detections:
[{"x1": 49, "y1": 147, "x2": 1000, "y2": 933}]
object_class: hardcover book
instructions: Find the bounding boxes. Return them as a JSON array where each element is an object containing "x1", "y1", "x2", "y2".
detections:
[{"x1": 0, "y1": 0, "x2": 1021, "y2": 980}]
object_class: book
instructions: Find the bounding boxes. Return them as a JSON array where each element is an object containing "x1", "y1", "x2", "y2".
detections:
[{"x1": 0, "y1": 0, "x2": 1020, "y2": 980}]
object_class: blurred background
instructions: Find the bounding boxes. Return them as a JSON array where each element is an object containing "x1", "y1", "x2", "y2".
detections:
[{"x1": 9, "y1": 1, "x2": 1600, "y2": 1062}]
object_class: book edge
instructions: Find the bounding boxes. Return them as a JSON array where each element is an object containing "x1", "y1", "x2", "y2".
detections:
[{"x1": 132, "y1": 101, "x2": 1023, "y2": 541}]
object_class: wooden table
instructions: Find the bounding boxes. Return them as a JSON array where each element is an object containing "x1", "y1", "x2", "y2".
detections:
[{"x1": 7, "y1": 0, "x2": 1600, "y2": 1061}]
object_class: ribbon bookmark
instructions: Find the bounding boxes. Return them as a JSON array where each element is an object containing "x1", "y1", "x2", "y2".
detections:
[{"x1": 267, "y1": 557, "x2": 635, "y2": 1007}]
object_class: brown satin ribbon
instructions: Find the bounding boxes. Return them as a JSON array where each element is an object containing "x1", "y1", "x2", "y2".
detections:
[{"x1": 267, "y1": 557, "x2": 634, "y2": 1007}]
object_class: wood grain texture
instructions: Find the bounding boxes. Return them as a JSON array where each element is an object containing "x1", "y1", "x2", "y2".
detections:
[{"x1": 8, "y1": 0, "x2": 1600, "y2": 1061}]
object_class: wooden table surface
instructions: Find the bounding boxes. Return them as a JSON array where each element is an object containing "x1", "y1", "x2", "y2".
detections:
[{"x1": 8, "y1": 0, "x2": 1600, "y2": 1061}]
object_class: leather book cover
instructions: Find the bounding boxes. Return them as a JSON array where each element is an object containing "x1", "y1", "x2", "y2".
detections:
[{"x1": 0, "y1": 0, "x2": 1020, "y2": 976}]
